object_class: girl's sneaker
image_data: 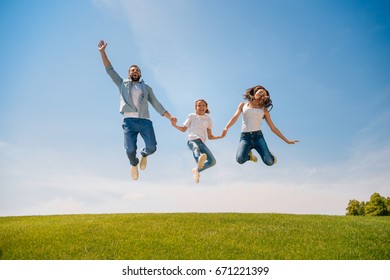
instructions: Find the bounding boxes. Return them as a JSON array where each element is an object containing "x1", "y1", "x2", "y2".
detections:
[
  {"x1": 197, "y1": 153, "x2": 207, "y2": 169},
  {"x1": 192, "y1": 168, "x2": 200, "y2": 183}
]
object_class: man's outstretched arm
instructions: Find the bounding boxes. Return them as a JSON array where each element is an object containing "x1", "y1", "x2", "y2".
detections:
[{"x1": 98, "y1": 40, "x2": 111, "y2": 68}]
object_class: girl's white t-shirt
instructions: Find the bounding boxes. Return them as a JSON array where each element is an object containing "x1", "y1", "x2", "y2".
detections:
[
  {"x1": 241, "y1": 103, "x2": 264, "y2": 132},
  {"x1": 183, "y1": 113, "x2": 213, "y2": 143}
]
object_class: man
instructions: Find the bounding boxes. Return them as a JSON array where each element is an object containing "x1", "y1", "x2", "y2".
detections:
[{"x1": 98, "y1": 40, "x2": 176, "y2": 180}]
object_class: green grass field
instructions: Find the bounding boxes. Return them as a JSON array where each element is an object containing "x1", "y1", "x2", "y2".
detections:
[{"x1": 0, "y1": 213, "x2": 389, "y2": 260}]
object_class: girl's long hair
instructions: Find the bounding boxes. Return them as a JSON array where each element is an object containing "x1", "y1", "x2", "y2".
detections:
[{"x1": 243, "y1": 85, "x2": 273, "y2": 111}]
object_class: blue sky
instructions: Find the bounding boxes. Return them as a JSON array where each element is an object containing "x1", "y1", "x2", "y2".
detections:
[{"x1": 0, "y1": 0, "x2": 389, "y2": 216}]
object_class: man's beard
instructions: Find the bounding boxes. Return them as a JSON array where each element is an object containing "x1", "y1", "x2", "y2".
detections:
[{"x1": 130, "y1": 74, "x2": 140, "y2": 81}]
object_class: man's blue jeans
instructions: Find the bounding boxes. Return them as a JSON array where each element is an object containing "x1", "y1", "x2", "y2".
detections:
[
  {"x1": 122, "y1": 118, "x2": 157, "y2": 166},
  {"x1": 187, "y1": 139, "x2": 216, "y2": 172},
  {"x1": 236, "y1": 130, "x2": 276, "y2": 165}
]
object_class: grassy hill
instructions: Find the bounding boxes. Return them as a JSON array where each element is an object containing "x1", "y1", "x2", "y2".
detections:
[{"x1": 0, "y1": 213, "x2": 389, "y2": 260}]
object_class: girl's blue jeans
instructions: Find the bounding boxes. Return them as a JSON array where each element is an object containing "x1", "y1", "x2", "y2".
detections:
[
  {"x1": 122, "y1": 118, "x2": 157, "y2": 166},
  {"x1": 187, "y1": 139, "x2": 216, "y2": 172},
  {"x1": 236, "y1": 130, "x2": 276, "y2": 165}
]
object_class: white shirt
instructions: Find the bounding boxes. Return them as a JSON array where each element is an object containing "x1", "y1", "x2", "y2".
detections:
[
  {"x1": 124, "y1": 83, "x2": 143, "y2": 118},
  {"x1": 183, "y1": 113, "x2": 213, "y2": 143},
  {"x1": 241, "y1": 103, "x2": 264, "y2": 132}
]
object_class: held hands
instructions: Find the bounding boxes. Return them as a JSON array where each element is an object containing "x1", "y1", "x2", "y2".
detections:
[
  {"x1": 170, "y1": 116, "x2": 177, "y2": 126},
  {"x1": 222, "y1": 128, "x2": 229, "y2": 136},
  {"x1": 220, "y1": 129, "x2": 227, "y2": 139},
  {"x1": 211, "y1": 129, "x2": 227, "y2": 140}
]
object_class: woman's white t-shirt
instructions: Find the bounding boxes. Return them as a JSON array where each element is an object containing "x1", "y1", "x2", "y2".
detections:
[{"x1": 241, "y1": 103, "x2": 264, "y2": 132}]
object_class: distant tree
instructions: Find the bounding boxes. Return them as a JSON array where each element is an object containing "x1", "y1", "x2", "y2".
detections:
[
  {"x1": 364, "y1": 193, "x2": 389, "y2": 216},
  {"x1": 385, "y1": 197, "x2": 390, "y2": 213},
  {"x1": 346, "y1": 199, "x2": 365, "y2": 216},
  {"x1": 346, "y1": 192, "x2": 390, "y2": 216}
]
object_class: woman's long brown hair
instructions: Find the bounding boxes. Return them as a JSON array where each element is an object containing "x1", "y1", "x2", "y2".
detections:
[{"x1": 243, "y1": 85, "x2": 273, "y2": 111}]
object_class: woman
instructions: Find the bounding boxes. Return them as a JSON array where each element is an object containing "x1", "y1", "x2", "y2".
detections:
[{"x1": 224, "y1": 85, "x2": 298, "y2": 165}]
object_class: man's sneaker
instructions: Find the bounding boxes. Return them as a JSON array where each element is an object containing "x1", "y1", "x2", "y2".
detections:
[
  {"x1": 192, "y1": 168, "x2": 200, "y2": 183},
  {"x1": 198, "y1": 153, "x2": 207, "y2": 169},
  {"x1": 140, "y1": 156, "x2": 147, "y2": 170},
  {"x1": 131, "y1": 165, "x2": 139, "y2": 180},
  {"x1": 248, "y1": 151, "x2": 258, "y2": 162},
  {"x1": 271, "y1": 152, "x2": 277, "y2": 165}
]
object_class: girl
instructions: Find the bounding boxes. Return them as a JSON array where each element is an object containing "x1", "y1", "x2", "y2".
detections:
[
  {"x1": 171, "y1": 99, "x2": 226, "y2": 183},
  {"x1": 223, "y1": 85, "x2": 298, "y2": 166}
]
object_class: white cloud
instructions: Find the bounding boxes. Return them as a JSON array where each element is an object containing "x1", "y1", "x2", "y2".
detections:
[
  {"x1": 29, "y1": 197, "x2": 86, "y2": 215},
  {"x1": 2, "y1": 91, "x2": 388, "y2": 217}
]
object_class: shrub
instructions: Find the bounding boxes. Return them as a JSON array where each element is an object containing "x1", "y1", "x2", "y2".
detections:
[{"x1": 346, "y1": 192, "x2": 390, "y2": 216}]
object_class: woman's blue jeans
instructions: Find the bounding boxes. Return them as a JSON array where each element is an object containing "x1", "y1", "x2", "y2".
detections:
[
  {"x1": 187, "y1": 139, "x2": 216, "y2": 172},
  {"x1": 122, "y1": 118, "x2": 157, "y2": 166},
  {"x1": 236, "y1": 130, "x2": 276, "y2": 165}
]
